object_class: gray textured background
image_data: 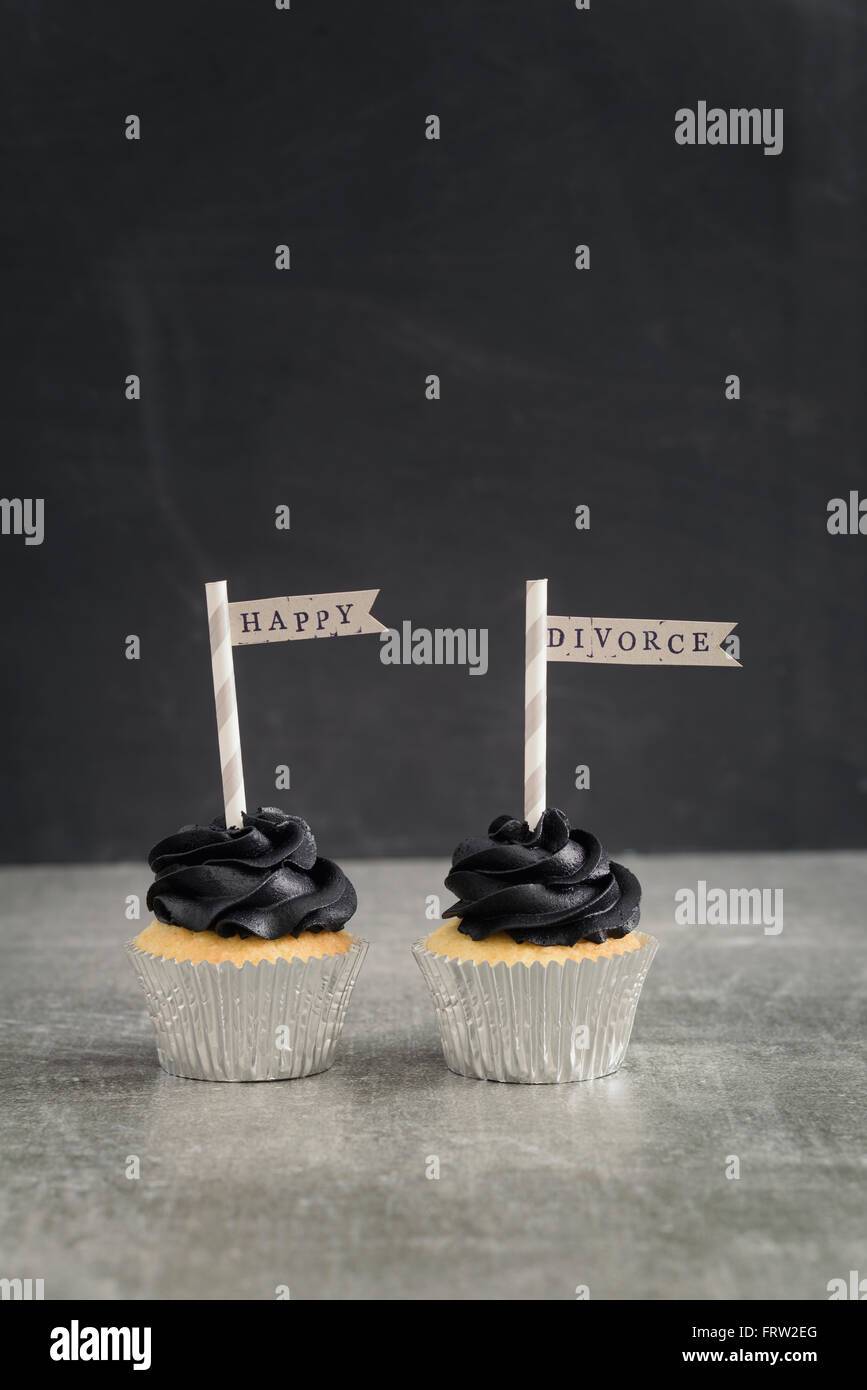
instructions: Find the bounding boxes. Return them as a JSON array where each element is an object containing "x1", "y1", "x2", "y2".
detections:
[
  {"x1": 1, "y1": 1, "x2": 864, "y2": 862},
  {"x1": 2, "y1": 853, "x2": 865, "y2": 1300}
]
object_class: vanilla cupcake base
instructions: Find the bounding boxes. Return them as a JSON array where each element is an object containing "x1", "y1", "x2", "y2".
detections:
[
  {"x1": 425, "y1": 918, "x2": 647, "y2": 968},
  {"x1": 127, "y1": 923, "x2": 367, "y2": 1082},
  {"x1": 414, "y1": 924, "x2": 658, "y2": 1084},
  {"x1": 135, "y1": 919, "x2": 355, "y2": 966}
]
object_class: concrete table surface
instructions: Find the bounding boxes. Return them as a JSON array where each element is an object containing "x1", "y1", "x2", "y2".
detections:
[{"x1": 1, "y1": 854, "x2": 865, "y2": 1301}]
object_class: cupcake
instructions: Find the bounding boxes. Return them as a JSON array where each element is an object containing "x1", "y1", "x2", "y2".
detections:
[
  {"x1": 414, "y1": 808, "x2": 657, "y2": 1084},
  {"x1": 127, "y1": 807, "x2": 367, "y2": 1081}
]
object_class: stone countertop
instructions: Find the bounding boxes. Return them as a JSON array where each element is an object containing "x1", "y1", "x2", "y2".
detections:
[{"x1": 1, "y1": 853, "x2": 865, "y2": 1301}]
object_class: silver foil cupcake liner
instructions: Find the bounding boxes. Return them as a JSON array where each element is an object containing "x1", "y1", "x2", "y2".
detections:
[
  {"x1": 413, "y1": 932, "x2": 658, "y2": 1084},
  {"x1": 126, "y1": 936, "x2": 368, "y2": 1082}
]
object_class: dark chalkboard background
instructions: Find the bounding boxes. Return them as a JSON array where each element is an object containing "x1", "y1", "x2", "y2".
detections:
[{"x1": 1, "y1": 1, "x2": 864, "y2": 863}]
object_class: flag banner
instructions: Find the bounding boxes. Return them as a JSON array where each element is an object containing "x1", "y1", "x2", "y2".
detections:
[
  {"x1": 228, "y1": 590, "x2": 386, "y2": 647},
  {"x1": 546, "y1": 616, "x2": 740, "y2": 667}
]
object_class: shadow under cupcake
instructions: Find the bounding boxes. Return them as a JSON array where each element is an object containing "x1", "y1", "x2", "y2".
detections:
[
  {"x1": 127, "y1": 807, "x2": 367, "y2": 1082},
  {"x1": 414, "y1": 809, "x2": 658, "y2": 1084}
]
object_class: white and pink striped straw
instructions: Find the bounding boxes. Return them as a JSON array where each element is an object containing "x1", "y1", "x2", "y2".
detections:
[
  {"x1": 523, "y1": 577, "x2": 548, "y2": 830},
  {"x1": 205, "y1": 580, "x2": 247, "y2": 829}
]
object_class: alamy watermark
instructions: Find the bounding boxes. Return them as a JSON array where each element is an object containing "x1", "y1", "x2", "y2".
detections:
[
  {"x1": 827, "y1": 491, "x2": 866, "y2": 535},
  {"x1": 380, "y1": 622, "x2": 488, "y2": 675},
  {"x1": 50, "y1": 1321, "x2": 151, "y2": 1370},
  {"x1": 675, "y1": 103, "x2": 783, "y2": 157},
  {"x1": 0, "y1": 497, "x2": 44, "y2": 545},
  {"x1": 1, "y1": 1276, "x2": 44, "y2": 1299},
  {"x1": 675, "y1": 880, "x2": 783, "y2": 935},
  {"x1": 827, "y1": 1270, "x2": 867, "y2": 1300}
]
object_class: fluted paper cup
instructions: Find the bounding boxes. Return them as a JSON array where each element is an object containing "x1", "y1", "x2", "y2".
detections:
[
  {"x1": 413, "y1": 932, "x2": 658, "y2": 1084},
  {"x1": 126, "y1": 937, "x2": 368, "y2": 1082}
]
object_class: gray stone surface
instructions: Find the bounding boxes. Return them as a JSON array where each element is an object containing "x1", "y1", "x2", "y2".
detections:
[{"x1": 1, "y1": 854, "x2": 864, "y2": 1301}]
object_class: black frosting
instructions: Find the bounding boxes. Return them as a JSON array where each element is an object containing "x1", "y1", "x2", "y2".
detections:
[
  {"x1": 146, "y1": 807, "x2": 357, "y2": 939},
  {"x1": 443, "y1": 808, "x2": 640, "y2": 947}
]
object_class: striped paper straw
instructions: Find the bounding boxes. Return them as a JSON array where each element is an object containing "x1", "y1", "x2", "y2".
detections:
[
  {"x1": 524, "y1": 577, "x2": 548, "y2": 830},
  {"x1": 205, "y1": 580, "x2": 247, "y2": 829}
]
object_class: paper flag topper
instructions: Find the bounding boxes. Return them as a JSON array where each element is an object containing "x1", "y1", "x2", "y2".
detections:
[
  {"x1": 205, "y1": 580, "x2": 384, "y2": 827},
  {"x1": 229, "y1": 590, "x2": 385, "y2": 646},
  {"x1": 523, "y1": 581, "x2": 740, "y2": 827},
  {"x1": 546, "y1": 616, "x2": 740, "y2": 667}
]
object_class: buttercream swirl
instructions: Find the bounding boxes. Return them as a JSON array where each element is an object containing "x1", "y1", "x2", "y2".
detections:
[
  {"x1": 146, "y1": 807, "x2": 356, "y2": 939},
  {"x1": 443, "y1": 808, "x2": 640, "y2": 946}
]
